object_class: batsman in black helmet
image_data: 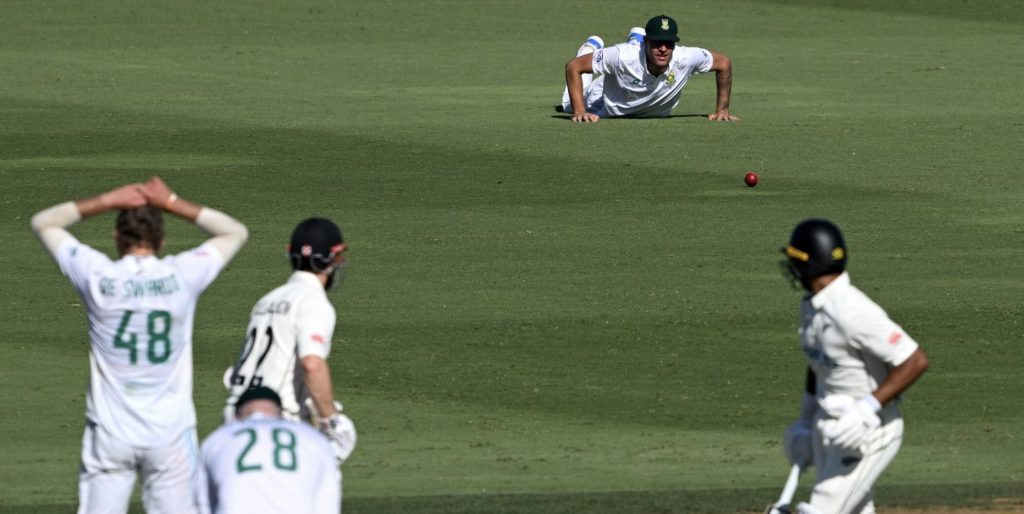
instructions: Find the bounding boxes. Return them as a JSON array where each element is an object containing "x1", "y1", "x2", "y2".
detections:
[
  {"x1": 775, "y1": 219, "x2": 929, "y2": 514},
  {"x1": 223, "y1": 217, "x2": 357, "y2": 468}
]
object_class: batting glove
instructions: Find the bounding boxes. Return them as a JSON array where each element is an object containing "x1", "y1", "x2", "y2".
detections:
[
  {"x1": 319, "y1": 413, "x2": 357, "y2": 465},
  {"x1": 823, "y1": 396, "x2": 881, "y2": 451},
  {"x1": 782, "y1": 419, "x2": 813, "y2": 468},
  {"x1": 304, "y1": 398, "x2": 344, "y2": 422}
]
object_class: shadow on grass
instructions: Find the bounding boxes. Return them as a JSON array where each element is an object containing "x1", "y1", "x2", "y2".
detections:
[
  {"x1": 550, "y1": 108, "x2": 710, "y2": 121},
  {"x1": 7, "y1": 482, "x2": 1023, "y2": 514}
]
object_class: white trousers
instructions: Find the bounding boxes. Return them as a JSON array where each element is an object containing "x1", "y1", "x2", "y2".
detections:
[
  {"x1": 561, "y1": 37, "x2": 625, "y2": 117},
  {"x1": 809, "y1": 416, "x2": 903, "y2": 514},
  {"x1": 561, "y1": 75, "x2": 606, "y2": 116},
  {"x1": 78, "y1": 420, "x2": 199, "y2": 514}
]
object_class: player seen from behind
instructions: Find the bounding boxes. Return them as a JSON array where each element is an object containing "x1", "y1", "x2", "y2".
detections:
[
  {"x1": 197, "y1": 386, "x2": 341, "y2": 514},
  {"x1": 31, "y1": 176, "x2": 248, "y2": 513},
  {"x1": 223, "y1": 217, "x2": 355, "y2": 465}
]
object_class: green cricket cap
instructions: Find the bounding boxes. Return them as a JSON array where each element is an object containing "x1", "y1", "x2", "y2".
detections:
[{"x1": 644, "y1": 15, "x2": 680, "y2": 42}]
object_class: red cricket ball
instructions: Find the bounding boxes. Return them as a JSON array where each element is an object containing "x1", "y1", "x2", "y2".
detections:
[{"x1": 744, "y1": 172, "x2": 759, "y2": 187}]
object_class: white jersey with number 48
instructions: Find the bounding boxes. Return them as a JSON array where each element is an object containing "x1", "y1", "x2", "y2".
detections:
[
  {"x1": 57, "y1": 237, "x2": 225, "y2": 446},
  {"x1": 226, "y1": 271, "x2": 336, "y2": 420}
]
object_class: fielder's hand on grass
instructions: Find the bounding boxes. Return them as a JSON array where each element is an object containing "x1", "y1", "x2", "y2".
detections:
[
  {"x1": 824, "y1": 396, "x2": 881, "y2": 451},
  {"x1": 708, "y1": 110, "x2": 739, "y2": 121},
  {"x1": 572, "y1": 112, "x2": 600, "y2": 123}
]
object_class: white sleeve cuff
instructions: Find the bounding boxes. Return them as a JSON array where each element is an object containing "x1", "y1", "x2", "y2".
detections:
[
  {"x1": 195, "y1": 207, "x2": 248, "y2": 263},
  {"x1": 31, "y1": 202, "x2": 80, "y2": 257}
]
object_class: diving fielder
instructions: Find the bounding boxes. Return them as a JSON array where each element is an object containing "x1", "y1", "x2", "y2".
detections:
[
  {"x1": 197, "y1": 386, "x2": 340, "y2": 514},
  {"x1": 31, "y1": 177, "x2": 248, "y2": 513},
  {"x1": 223, "y1": 217, "x2": 355, "y2": 464},
  {"x1": 561, "y1": 14, "x2": 737, "y2": 122},
  {"x1": 780, "y1": 219, "x2": 929, "y2": 514}
]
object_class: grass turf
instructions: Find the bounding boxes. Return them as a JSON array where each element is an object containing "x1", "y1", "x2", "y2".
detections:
[{"x1": 1, "y1": 0, "x2": 1022, "y2": 511}]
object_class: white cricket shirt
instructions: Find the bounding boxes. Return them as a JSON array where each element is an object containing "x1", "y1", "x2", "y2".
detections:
[
  {"x1": 57, "y1": 237, "x2": 225, "y2": 446},
  {"x1": 590, "y1": 41, "x2": 713, "y2": 118},
  {"x1": 197, "y1": 413, "x2": 340, "y2": 514},
  {"x1": 226, "y1": 271, "x2": 336, "y2": 420},
  {"x1": 798, "y1": 273, "x2": 919, "y2": 417}
]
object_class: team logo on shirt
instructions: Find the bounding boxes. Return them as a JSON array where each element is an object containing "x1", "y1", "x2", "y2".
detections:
[
  {"x1": 311, "y1": 334, "x2": 326, "y2": 344},
  {"x1": 594, "y1": 50, "x2": 604, "y2": 64},
  {"x1": 667, "y1": 72, "x2": 676, "y2": 85}
]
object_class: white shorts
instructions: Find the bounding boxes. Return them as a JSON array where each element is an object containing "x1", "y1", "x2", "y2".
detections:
[
  {"x1": 78, "y1": 420, "x2": 199, "y2": 514},
  {"x1": 809, "y1": 415, "x2": 903, "y2": 514}
]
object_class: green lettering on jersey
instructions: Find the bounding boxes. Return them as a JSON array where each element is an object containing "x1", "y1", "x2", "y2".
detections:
[
  {"x1": 113, "y1": 311, "x2": 138, "y2": 364},
  {"x1": 235, "y1": 428, "x2": 262, "y2": 473},
  {"x1": 100, "y1": 278, "x2": 116, "y2": 297},
  {"x1": 112, "y1": 310, "x2": 173, "y2": 365},
  {"x1": 232, "y1": 428, "x2": 299, "y2": 474},
  {"x1": 272, "y1": 428, "x2": 297, "y2": 471},
  {"x1": 121, "y1": 275, "x2": 181, "y2": 299}
]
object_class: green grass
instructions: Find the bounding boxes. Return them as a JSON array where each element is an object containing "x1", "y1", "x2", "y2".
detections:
[{"x1": 1, "y1": 0, "x2": 1023, "y2": 512}]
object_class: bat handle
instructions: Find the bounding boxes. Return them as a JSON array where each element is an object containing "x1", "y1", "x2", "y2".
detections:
[{"x1": 777, "y1": 463, "x2": 802, "y2": 506}]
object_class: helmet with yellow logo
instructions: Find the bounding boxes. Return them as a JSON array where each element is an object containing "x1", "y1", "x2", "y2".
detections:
[{"x1": 781, "y1": 219, "x2": 847, "y2": 291}]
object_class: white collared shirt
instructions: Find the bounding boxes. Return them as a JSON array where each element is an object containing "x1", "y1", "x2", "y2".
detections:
[
  {"x1": 798, "y1": 273, "x2": 919, "y2": 411},
  {"x1": 57, "y1": 237, "x2": 225, "y2": 446},
  {"x1": 226, "y1": 271, "x2": 337, "y2": 420},
  {"x1": 590, "y1": 41, "x2": 713, "y2": 118},
  {"x1": 197, "y1": 413, "x2": 340, "y2": 514}
]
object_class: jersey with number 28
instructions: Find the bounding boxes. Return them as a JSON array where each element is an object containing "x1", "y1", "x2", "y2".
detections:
[
  {"x1": 57, "y1": 236, "x2": 225, "y2": 446},
  {"x1": 198, "y1": 413, "x2": 340, "y2": 514},
  {"x1": 226, "y1": 271, "x2": 336, "y2": 420}
]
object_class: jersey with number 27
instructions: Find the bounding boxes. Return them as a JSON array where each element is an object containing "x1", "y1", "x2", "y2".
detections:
[
  {"x1": 57, "y1": 236, "x2": 225, "y2": 446},
  {"x1": 198, "y1": 413, "x2": 340, "y2": 514}
]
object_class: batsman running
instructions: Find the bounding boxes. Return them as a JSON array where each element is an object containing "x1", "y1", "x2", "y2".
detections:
[
  {"x1": 777, "y1": 219, "x2": 929, "y2": 514},
  {"x1": 560, "y1": 14, "x2": 737, "y2": 122}
]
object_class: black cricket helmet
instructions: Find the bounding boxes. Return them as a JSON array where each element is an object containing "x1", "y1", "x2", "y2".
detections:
[
  {"x1": 287, "y1": 217, "x2": 346, "y2": 274},
  {"x1": 781, "y1": 219, "x2": 846, "y2": 291}
]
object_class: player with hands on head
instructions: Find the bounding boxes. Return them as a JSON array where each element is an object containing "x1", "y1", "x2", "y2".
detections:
[
  {"x1": 561, "y1": 14, "x2": 737, "y2": 123},
  {"x1": 31, "y1": 176, "x2": 248, "y2": 514},
  {"x1": 779, "y1": 219, "x2": 929, "y2": 514},
  {"x1": 196, "y1": 386, "x2": 341, "y2": 514},
  {"x1": 223, "y1": 217, "x2": 356, "y2": 465}
]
